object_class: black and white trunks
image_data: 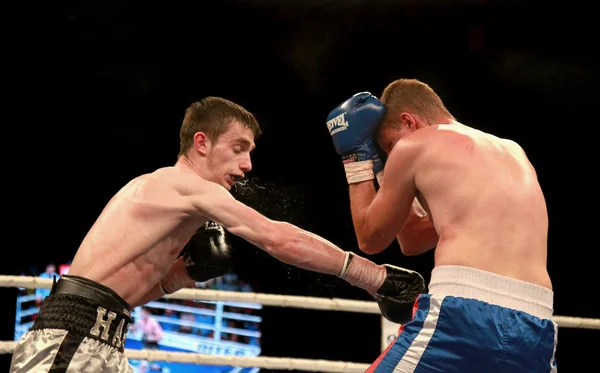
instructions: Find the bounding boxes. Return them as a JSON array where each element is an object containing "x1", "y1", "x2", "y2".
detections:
[{"x1": 10, "y1": 275, "x2": 134, "y2": 373}]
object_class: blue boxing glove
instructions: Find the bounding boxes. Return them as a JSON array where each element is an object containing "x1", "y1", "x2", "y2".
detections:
[{"x1": 326, "y1": 92, "x2": 386, "y2": 184}]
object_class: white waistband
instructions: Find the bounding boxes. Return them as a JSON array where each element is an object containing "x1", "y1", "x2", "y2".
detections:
[{"x1": 428, "y1": 265, "x2": 554, "y2": 320}]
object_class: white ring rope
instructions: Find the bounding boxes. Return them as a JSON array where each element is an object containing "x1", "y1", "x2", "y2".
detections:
[
  {"x1": 1, "y1": 275, "x2": 599, "y2": 330},
  {"x1": 0, "y1": 341, "x2": 368, "y2": 373}
]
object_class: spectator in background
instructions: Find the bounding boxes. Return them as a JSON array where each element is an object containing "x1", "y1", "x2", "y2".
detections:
[
  {"x1": 249, "y1": 337, "x2": 260, "y2": 347},
  {"x1": 194, "y1": 303, "x2": 215, "y2": 337},
  {"x1": 35, "y1": 263, "x2": 57, "y2": 306},
  {"x1": 238, "y1": 279, "x2": 253, "y2": 292},
  {"x1": 130, "y1": 307, "x2": 164, "y2": 373},
  {"x1": 160, "y1": 309, "x2": 180, "y2": 332},
  {"x1": 179, "y1": 312, "x2": 196, "y2": 334},
  {"x1": 130, "y1": 307, "x2": 164, "y2": 350},
  {"x1": 244, "y1": 321, "x2": 259, "y2": 331},
  {"x1": 58, "y1": 261, "x2": 72, "y2": 275},
  {"x1": 17, "y1": 271, "x2": 29, "y2": 296}
]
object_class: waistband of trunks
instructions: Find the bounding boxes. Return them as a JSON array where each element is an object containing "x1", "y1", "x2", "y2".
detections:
[
  {"x1": 52, "y1": 275, "x2": 131, "y2": 313},
  {"x1": 31, "y1": 276, "x2": 133, "y2": 351},
  {"x1": 428, "y1": 265, "x2": 554, "y2": 320}
]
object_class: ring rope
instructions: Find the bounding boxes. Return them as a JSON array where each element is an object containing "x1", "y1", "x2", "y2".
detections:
[
  {"x1": 2, "y1": 275, "x2": 599, "y2": 330},
  {"x1": 0, "y1": 341, "x2": 368, "y2": 372}
]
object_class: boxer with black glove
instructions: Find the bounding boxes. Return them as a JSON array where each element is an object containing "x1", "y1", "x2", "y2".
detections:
[
  {"x1": 373, "y1": 262, "x2": 426, "y2": 324},
  {"x1": 159, "y1": 221, "x2": 233, "y2": 295},
  {"x1": 182, "y1": 221, "x2": 233, "y2": 283},
  {"x1": 341, "y1": 251, "x2": 425, "y2": 325}
]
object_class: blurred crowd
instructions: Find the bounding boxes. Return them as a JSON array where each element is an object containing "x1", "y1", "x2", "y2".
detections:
[
  {"x1": 16, "y1": 263, "x2": 62, "y2": 326},
  {"x1": 147, "y1": 273, "x2": 261, "y2": 346},
  {"x1": 17, "y1": 262, "x2": 61, "y2": 303}
]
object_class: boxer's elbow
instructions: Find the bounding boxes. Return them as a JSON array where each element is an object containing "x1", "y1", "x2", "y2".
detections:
[
  {"x1": 357, "y1": 234, "x2": 387, "y2": 255},
  {"x1": 358, "y1": 243, "x2": 381, "y2": 255},
  {"x1": 352, "y1": 222, "x2": 373, "y2": 254},
  {"x1": 398, "y1": 239, "x2": 422, "y2": 256}
]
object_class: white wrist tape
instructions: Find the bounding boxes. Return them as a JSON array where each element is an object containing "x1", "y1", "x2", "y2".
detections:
[
  {"x1": 344, "y1": 160, "x2": 374, "y2": 184},
  {"x1": 338, "y1": 251, "x2": 354, "y2": 278},
  {"x1": 376, "y1": 171, "x2": 384, "y2": 187},
  {"x1": 413, "y1": 197, "x2": 428, "y2": 218},
  {"x1": 159, "y1": 281, "x2": 171, "y2": 295}
]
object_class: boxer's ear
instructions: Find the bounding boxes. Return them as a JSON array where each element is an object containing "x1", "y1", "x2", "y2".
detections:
[
  {"x1": 399, "y1": 113, "x2": 416, "y2": 129},
  {"x1": 194, "y1": 132, "x2": 210, "y2": 156}
]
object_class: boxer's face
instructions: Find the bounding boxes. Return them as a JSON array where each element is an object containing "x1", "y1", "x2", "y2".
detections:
[
  {"x1": 206, "y1": 120, "x2": 255, "y2": 190},
  {"x1": 377, "y1": 112, "x2": 420, "y2": 154}
]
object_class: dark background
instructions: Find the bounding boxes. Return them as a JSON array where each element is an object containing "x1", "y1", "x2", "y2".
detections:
[{"x1": 4, "y1": 0, "x2": 598, "y2": 371}]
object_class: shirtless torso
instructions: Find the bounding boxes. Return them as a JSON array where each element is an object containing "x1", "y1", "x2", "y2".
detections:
[
  {"x1": 407, "y1": 124, "x2": 551, "y2": 289},
  {"x1": 13, "y1": 97, "x2": 416, "y2": 373},
  {"x1": 68, "y1": 166, "x2": 211, "y2": 306},
  {"x1": 334, "y1": 85, "x2": 556, "y2": 373},
  {"x1": 373, "y1": 122, "x2": 552, "y2": 289}
]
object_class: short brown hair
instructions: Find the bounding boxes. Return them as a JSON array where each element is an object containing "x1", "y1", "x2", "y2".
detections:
[
  {"x1": 179, "y1": 97, "x2": 262, "y2": 157},
  {"x1": 380, "y1": 78, "x2": 455, "y2": 126}
]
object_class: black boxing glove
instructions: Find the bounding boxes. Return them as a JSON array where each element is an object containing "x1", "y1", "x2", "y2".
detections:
[
  {"x1": 373, "y1": 264, "x2": 426, "y2": 325},
  {"x1": 182, "y1": 221, "x2": 233, "y2": 283}
]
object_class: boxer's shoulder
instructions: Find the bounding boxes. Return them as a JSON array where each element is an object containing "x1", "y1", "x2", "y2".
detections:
[
  {"x1": 108, "y1": 167, "x2": 202, "y2": 212},
  {"x1": 112, "y1": 165, "x2": 232, "y2": 219},
  {"x1": 132, "y1": 166, "x2": 211, "y2": 196}
]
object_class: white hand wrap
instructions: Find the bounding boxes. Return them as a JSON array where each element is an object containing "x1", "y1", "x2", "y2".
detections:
[
  {"x1": 344, "y1": 160, "x2": 374, "y2": 184},
  {"x1": 413, "y1": 197, "x2": 428, "y2": 218},
  {"x1": 376, "y1": 170, "x2": 384, "y2": 187},
  {"x1": 338, "y1": 251, "x2": 386, "y2": 295},
  {"x1": 338, "y1": 251, "x2": 352, "y2": 278},
  {"x1": 159, "y1": 281, "x2": 171, "y2": 295}
]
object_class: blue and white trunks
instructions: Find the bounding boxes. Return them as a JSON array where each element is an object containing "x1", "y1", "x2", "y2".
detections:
[{"x1": 368, "y1": 265, "x2": 558, "y2": 373}]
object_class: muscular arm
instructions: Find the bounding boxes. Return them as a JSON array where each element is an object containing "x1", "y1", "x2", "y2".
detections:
[
  {"x1": 185, "y1": 180, "x2": 386, "y2": 295},
  {"x1": 350, "y1": 140, "x2": 421, "y2": 255},
  {"x1": 351, "y1": 181, "x2": 437, "y2": 255},
  {"x1": 397, "y1": 199, "x2": 438, "y2": 256},
  {"x1": 348, "y1": 181, "x2": 382, "y2": 253}
]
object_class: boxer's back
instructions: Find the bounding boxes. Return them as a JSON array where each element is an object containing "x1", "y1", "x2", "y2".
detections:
[
  {"x1": 414, "y1": 124, "x2": 551, "y2": 289},
  {"x1": 69, "y1": 166, "x2": 207, "y2": 304}
]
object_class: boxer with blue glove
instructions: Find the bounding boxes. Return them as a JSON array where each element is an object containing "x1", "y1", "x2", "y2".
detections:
[
  {"x1": 326, "y1": 79, "x2": 557, "y2": 373},
  {"x1": 326, "y1": 92, "x2": 426, "y2": 325},
  {"x1": 326, "y1": 92, "x2": 387, "y2": 186}
]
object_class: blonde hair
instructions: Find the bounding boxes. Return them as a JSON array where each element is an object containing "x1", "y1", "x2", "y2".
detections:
[{"x1": 380, "y1": 78, "x2": 454, "y2": 126}]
